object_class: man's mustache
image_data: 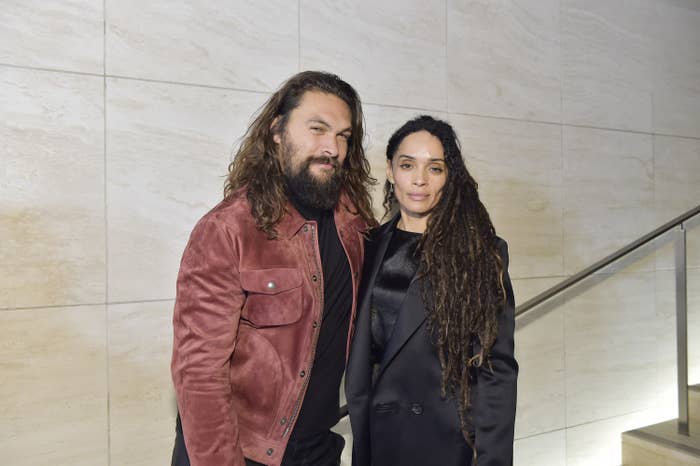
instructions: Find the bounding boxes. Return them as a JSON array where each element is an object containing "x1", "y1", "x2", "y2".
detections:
[{"x1": 308, "y1": 156, "x2": 339, "y2": 169}]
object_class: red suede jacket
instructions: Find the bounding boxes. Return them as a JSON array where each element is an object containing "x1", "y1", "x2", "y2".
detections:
[{"x1": 171, "y1": 189, "x2": 367, "y2": 466}]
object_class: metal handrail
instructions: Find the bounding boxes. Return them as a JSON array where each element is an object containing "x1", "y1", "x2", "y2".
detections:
[
  {"x1": 516, "y1": 204, "x2": 700, "y2": 317},
  {"x1": 339, "y1": 204, "x2": 700, "y2": 424},
  {"x1": 514, "y1": 203, "x2": 699, "y2": 435}
]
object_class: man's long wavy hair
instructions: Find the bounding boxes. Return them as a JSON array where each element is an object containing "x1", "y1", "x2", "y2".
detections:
[
  {"x1": 384, "y1": 115, "x2": 506, "y2": 444},
  {"x1": 224, "y1": 71, "x2": 376, "y2": 237}
]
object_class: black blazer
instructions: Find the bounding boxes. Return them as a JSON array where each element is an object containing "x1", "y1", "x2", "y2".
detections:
[{"x1": 345, "y1": 216, "x2": 518, "y2": 466}]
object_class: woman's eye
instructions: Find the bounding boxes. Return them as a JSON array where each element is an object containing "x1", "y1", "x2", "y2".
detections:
[
  {"x1": 399, "y1": 163, "x2": 412, "y2": 169},
  {"x1": 430, "y1": 166, "x2": 444, "y2": 173}
]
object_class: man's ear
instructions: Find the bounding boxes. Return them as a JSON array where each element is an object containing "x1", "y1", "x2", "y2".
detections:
[{"x1": 271, "y1": 116, "x2": 281, "y2": 144}]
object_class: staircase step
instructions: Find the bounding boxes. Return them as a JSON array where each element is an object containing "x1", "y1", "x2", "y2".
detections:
[{"x1": 622, "y1": 418, "x2": 700, "y2": 466}]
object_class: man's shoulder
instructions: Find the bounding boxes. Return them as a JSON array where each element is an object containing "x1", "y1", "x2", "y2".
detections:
[
  {"x1": 197, "y1": 190, "x2": 255, "y2": 233},
  {"x1": 335, "y1": 192, "x2": 373, "y2": 233}
]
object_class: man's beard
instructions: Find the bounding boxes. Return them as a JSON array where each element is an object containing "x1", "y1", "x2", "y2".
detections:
[{"x1": 280, "y1": 139, "x2": 344, "y2": 210}]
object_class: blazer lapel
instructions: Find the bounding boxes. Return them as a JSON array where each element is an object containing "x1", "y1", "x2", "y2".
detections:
[
  {"x1": 360, "y1": 215, "x2": 399, "y2": 309},
  {"x1": 346, "y1": 215, "x2": 399, "y2": 400},
  {"x1": 375, "y1": 276, "x2": 427, "y2": 384}
]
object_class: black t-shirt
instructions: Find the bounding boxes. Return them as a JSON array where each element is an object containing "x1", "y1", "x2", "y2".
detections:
[{"x1": 289, "y1": 199, "x2": 353, "y2": 439}]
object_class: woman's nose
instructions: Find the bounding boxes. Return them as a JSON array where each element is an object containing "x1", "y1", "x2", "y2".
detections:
[{"x1": 413, "y1": 170, "x2": 426, "y2": 185}]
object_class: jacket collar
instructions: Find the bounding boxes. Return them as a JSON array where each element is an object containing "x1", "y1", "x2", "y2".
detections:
[{"x1": 276, "y1": 190, "x2": 365, "y2": 239}]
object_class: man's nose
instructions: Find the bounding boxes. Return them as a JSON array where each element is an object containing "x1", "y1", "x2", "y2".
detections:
[{"x1": 320, "y1": 134, "x2": 339, "y2": 157}]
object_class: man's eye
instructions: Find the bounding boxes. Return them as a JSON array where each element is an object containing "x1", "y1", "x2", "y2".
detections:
[{"x1": 339, "y1": 133, "x2": 351, "y2": 141}]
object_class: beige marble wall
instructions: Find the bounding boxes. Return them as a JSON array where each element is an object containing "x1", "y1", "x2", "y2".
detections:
[
  {"x1": 561, "y1": 0, "x2": 654, "y2": 132},
  {"x1": 1, "y1": 1, "x2": 699, "y2": 465},
  {"x1": 447, "y1": 0, "x2": 561, "y2": 122},
  {"x1": 0, "y1": 1, "x2": 103, "y2": 73},
  {"x1": 108, "y1": 301, "x2": 176, "y2": 466},
  {"x1": 302, "y1": 0, "x2": 447, "y2": 111},
  {"x1": 0, "y1": 67, "x2": 105, "y2": 309},
  {"x1": 106, "y1": 1, "x2": 298, "y2": 91},
  {"x1": 0, "y1": 306, "x2": 108, "y2": 465},
  {"x1": 105, "y1": 78, "x2": 268, "y2": 301}
]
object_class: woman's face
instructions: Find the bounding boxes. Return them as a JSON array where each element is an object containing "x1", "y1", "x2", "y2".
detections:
[{"x1": 387, "y1": 130, "x2": 447, "y2": 229}]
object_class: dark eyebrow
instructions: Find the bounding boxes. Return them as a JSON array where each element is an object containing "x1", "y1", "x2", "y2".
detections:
[
  {"x1": 307, "y1": 118, "x2": 330, "y2": 128},
  {"x1": 307, "y1": 118, "x2": 352, "y2": 134},
  {"x1": 396, "y1": 154, "x2": 445, "y2": 163}
]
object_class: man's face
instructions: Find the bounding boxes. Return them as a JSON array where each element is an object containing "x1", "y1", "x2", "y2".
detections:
[{"x1": 274, "y1": 91, "x2": 353, "y2": 209}]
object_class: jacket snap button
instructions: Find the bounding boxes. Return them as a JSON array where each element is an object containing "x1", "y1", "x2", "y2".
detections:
[
  {"x1": 299, "y1": 370, "x2": 306, "y2": 377},
  {"x1": 312, "y1": 275, "x2": 318, "y2": 282},
  {"x1": 411, "y1": 403, "x2": 423, "y2": 415},
  {"x1": 266, "y1": 448, "x2": 274, "y2": 455},
  {"x1": 280, "y1": 418, "x2": 287, "y2": 425},
  {"x1": 303, "y1": 225, "x2": 308, "y2": 232},
  {"x1": 266, "y1": 281, "x2": 276, "y2": 290},
  {"x1": 312, "y1": 321, "x2": 318, "y2": 328}
]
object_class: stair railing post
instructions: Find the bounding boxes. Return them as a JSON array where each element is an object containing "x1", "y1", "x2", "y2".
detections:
[{"x1": 676, "y1": 223, "x2": 689, "y2": 435}]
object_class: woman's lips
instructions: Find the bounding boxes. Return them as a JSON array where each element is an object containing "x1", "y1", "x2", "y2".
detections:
[{"x1": 407, "y1": 193, "x2": 429, "y2": 201}]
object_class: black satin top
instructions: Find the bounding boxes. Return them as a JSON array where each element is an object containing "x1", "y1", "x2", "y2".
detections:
[{"x1": 370, "y1": 227, "x2": 422, "y2": 366}]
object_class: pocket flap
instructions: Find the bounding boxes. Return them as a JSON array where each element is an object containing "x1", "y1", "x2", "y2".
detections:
[{"x1": 240, "y1": 268, "x2": 302, "y2": 295}]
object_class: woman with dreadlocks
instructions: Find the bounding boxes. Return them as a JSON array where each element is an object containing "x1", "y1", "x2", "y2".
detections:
[{"x1": 346, "y1": 115, "x2": 517, "y2": 466}]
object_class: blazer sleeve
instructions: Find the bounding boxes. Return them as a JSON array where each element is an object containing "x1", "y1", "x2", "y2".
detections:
[
  {"x1": 171, "y1": 217, "x2": 246, "y2": 466},
  {"x1": 471, "y1": 239, "x2": 518, "y2": 466}
]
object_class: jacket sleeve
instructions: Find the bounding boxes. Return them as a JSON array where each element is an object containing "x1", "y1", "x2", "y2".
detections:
[
  {"x1": 472, "y1": 239, "x2": 518, "y2": 466},
  {"x1": 171, "y1": 217, "x2": 246, "y2": 466}
]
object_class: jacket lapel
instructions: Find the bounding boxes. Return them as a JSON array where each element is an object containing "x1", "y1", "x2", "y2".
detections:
[
  {"x1": 360, "y1": 215, "x2": 399, "y2": 310},
  {"x1": 375, "y1": 276, "x2": 427, "y2": 384},
  {"x1": 346, "y1": 216, "x2": 399, "y2": 400}
]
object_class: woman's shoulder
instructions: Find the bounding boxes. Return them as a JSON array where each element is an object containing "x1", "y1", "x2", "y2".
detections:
[
  {"x1": 495, "y1": 235, "x2": 508, "y2": 251},
  {"x1": 494, "y1": 236, "x2": 510, "y2": 266},
  {"x1": 365, "y1": 216, "x2": 399, "y2": 242},
  {"x1": 364, "y1": 226, "x2": 386, "y2": 248}
]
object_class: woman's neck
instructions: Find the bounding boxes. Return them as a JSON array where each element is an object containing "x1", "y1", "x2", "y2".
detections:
[{"x1": 397, "y1": 212, "x2": 428, "y2": 233}]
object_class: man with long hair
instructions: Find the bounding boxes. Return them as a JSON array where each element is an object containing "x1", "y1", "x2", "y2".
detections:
[{"x1": 171, "y1": 71, "x2": 376, "y2": 466}]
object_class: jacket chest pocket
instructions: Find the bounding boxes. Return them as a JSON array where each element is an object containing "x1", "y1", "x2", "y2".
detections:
[{"x1": 240, "y1": 267, "x2": 303, "y2": 327}]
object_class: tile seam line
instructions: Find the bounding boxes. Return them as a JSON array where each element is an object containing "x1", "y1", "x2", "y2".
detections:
[
  {"x1": 103, "y1": 1, "x2": 111, "y2": 463},
  {"x1": 0, "y1": 298, "x2": 175, "y2": 312},
  {"x1": 444, "y1": 0, "x2": 449, "y2": 114},
  {"x1": 442, "y1": 110, "x2": 700, "y2": 141},
  {"x1": 513, "y1": 267, "x2": 667, "y2": 282},
  {"x1": 1, "y1": 60, "x2": 699, "y2": 140},
  {"x1": 515, "y1": 407, "x2": 657, "y2": 442},
  {"x1": 0, "y1": 62, "x2": 103, "y2": 77},
  {"x1": 0, "y1": 62, "x2": 270, "y2": 94}
]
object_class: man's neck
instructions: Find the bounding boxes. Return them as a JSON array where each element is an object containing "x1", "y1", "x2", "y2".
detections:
[{"x1": 288, "y1": 191, "x2": 332, "y2": 222}]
